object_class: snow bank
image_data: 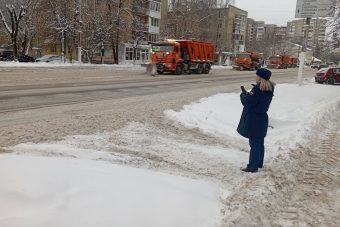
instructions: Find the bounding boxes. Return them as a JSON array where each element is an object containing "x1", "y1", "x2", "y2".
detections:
[
  {"x1": 211, "y1": 65, "x2": 233, "y2": 70},
  {"x1": 2, "y1": 82, "x2": 339, "y2": 227},
  {"x1": 0, "y1": 154, "x2": 221, "y2": 227},
  {"x1": 165, "y1": 83, "x2": 340, "y2": 152},
  {"x1": 0, "y1": 61, "x2": 143, "y2": 69}
]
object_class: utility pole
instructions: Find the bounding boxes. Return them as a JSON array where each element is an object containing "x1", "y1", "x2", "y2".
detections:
[
  {"x1": 78, "y1": 0, "x2": 82, "y2": 64},
  {"x1": 297, "y1": 17, "x2": 311, "y2": 85},
  {"x1": 115, "y1": 0, "x2": 123, "y2": 64},
  {"x1": 61, "y1": 30, "x2": 65, "y2": 63}
]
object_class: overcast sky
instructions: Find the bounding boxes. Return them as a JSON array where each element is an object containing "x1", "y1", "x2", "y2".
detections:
[{"x1": 234, "y1": 0, "x2": 298, "y2": 26}]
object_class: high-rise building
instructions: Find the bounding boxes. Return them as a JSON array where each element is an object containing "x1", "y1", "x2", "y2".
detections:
[
  {"x1": 165, "y1": 3, "x2": 247, "y2": 53},
  {"x1": 245, "y1": 18, "x2": 256, "y2": 49},
  {"x1": 204, "y1": 5, "x2": 248, "y2": 52},
  {"x1": 286, "y1": 18, "x2": 327, "y2": 48},
  {"x1": 255, "y1": 21, "x2": 265, "y2": 41}
]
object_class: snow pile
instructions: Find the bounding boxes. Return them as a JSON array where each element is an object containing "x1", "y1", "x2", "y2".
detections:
[
  {"x1": 10, "y1": 123, "x2": 248, "y2": 169},
  {"x1": 0, "y1": 154, "x2": 221, "y2": 227},
  {"x1": 0, "y1": 61, "x2": 144, "y2": 69},
  {"x1": 211, "y1": 65, "x2": 233, "y2": 70},
  {"x1": 1, "y1": 82, "x2": 339, "y2": 227},
  {"x1": 165, "y1": 83, "x2": 340, "y2": 152}
]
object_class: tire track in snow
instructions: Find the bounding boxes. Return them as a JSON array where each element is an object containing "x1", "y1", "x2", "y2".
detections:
[{"x1": 276, "y1": 126, "x2": 340, "y2": 227}]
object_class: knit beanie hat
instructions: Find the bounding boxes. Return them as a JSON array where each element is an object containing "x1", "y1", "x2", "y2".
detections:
[{"x1": 256, "y1": 68, "x2": 272, "y2": 80}]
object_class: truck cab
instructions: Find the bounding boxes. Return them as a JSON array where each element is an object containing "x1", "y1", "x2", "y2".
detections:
[{"x1": 151, "y1": 42, "x2": 183, "y2": 74}]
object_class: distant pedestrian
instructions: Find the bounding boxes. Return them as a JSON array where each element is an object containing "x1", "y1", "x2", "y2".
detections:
[{"x1": 237, "y1": 68, "x2": 276, "y2": 173}]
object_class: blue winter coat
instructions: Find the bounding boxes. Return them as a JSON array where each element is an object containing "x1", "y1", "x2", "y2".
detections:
[{"x1": 237, "y1": 84, "x2": 274, "y2": 138}]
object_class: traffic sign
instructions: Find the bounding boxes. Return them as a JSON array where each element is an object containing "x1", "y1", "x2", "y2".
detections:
[{"x1": 295, "y1": 0, "x2": 336, "y2": 18}]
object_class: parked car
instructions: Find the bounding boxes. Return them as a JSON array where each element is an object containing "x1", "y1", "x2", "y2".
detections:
[
  {"x1": 315, "y1": 67, "x2": 340, "y2": 84},
  {"x1": 36, "y1": 55, "x2": 79, "y2": 64},
  {"x1": 0, "y1": 50, "x2": 35, "y2": 62},
  {"x1": 311, "y1": 62, "x2": 321, "y2": 69},
  {"x1": 326, "y1": 62, "x2": 336, "y2": 67},
  {"x1": 0, "y1": 50, "x2": 14, "y2": 61},
  {"x1": 317, "y1": 64, "x2": 329, "y2": 70},
  {"x1": 35, "y1": 55, "x2": 61, "y2": 63}
]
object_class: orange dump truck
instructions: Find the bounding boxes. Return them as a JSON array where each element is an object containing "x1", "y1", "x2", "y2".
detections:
[
  {"x1": 233, "y1": 51, "x2": 262, "y2": 70},
  {"x1": 289, "y1": 56, "x2": 299, "y2": 68},
  {"x1": 151, "y1": 40, "x2": 215, "y2": 75},
  {"x1": 267, "y1": 55, "x2": 290, "y2": 69}
]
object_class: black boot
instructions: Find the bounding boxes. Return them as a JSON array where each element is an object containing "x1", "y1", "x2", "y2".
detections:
[{"x1": 241, "y1": 167, "x2": 258, "y2": 173}]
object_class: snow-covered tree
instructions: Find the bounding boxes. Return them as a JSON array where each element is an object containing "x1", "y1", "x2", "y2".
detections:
[
  {"x1": 45, "y1": 0, "x2": 81, "y2": 62},
  {"x1": 19, "y1": 0, "x2": 42, "y2": 55},
  {"x1": 104, "y1": 0, "x2": 150, "y2": 64},
  {"x1": 316, "y1": 2, "x2": 340, "y2": 63},
  {"x1": 165, "y1": 0, "x2": 229, "y2": 40},
  {"x1": 0, "y1": 2, "x2": 26, "y2": 60},
  {"x1": 82, "y1": 14, "x2": 112, "y2": 63},
  {"x1": 328, "y1": 2, "x2": 340, "y2": 49},
  {"x1": 0, "y1": 0, "x2": 42, "y2": 58}
]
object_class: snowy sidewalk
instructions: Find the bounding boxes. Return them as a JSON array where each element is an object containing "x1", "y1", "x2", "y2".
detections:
[{"x1": 1, "y1": 82, "x2": 339, "y2": 227}]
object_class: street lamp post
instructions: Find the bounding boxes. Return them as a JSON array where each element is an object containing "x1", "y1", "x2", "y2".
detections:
[
  {"x1": 78, "y1": 0, "x2": 82, "y2": 64},
  {"x1": 61, "y1": 30, "x2": 65, "y2": 63},
  {"x1": 101, "y1": 40, "x2": 104, "y2": 64}
]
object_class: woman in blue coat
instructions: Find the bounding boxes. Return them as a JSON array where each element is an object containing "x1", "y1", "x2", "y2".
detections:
[{"x1": 237, "y1": 68, "x2": 276, "y2": 173}]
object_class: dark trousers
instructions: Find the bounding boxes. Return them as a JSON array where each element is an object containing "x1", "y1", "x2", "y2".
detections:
[{"x1": 247, "y1": 137, "x2": 265, "y2": 171}]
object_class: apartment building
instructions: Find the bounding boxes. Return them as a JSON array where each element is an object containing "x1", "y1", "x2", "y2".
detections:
[
  {"x1": 228, "y1": 5, "x2": 248, "y2": 52},
  {"x1": 286, "y1": 18, "x2": 327, "y2": 48},
  {"x1": 245, "y1": 18, "x2": 256, "y2": 49},
  {"x1": 204, "y1": 5, "x2": 248, "y2": 53},
  {"x1": 121, "y1": 0, "x2": 168, "y2": 64},
  {"x1": 254, "y1": 21, "x2": 265, "y2": 41}
]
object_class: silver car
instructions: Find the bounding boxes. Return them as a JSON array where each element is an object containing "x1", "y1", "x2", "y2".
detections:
[{"x1": 35, "y1": 55, "x2": 61, "y2": 63}]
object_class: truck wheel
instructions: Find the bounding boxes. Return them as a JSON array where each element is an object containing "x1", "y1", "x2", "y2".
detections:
[
  {"x1": 203, "y1": 64, "x2": 211, "y2": 74},
  {"x1": 197, "y1": 64, "x2": 203, "y2": 74},
  {"x1": 175, "y1": 64, "x2": 183, "y2": 75},
  {"x1": 326, "y1": 78, "x2": 335, "y2": 85},
  {"x1": 239, "y1": 66, "x2": 244, "y2": 71}
]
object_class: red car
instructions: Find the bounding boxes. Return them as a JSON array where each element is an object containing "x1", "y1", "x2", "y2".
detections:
[{"x1": 315, "y1": 67, "x2": 340, "y2": 84}]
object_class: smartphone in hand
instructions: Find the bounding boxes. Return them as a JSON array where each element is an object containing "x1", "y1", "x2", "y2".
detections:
[{"x1": 240, "y1": 86, "x2": 247, "y2": 93}]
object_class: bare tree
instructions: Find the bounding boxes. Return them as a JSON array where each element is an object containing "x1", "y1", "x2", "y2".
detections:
[
  {"x1": 0, "y1": 0, "x2": 42, "y2": 58},
  {"x1": 82, "y1": 14, "x2": 111, "y2": 63},
  {"x1": 165, "y1": 0, "x2": 233, "y2": 41},
  {"x1": 315, "y1": 3, "x2": 340, "y2": 63},
  {"x1": 105, "y1": 0, "x2": 150, "y2": 64},
  {"x1": 0, "y1": 2, "x2": 26, "y2": 60},
  {"x1": 19, "y1": 0, "x2": 41, "y2": 55},
  {"x1": 328, "y1": 3, "x2": 340, "y2": 49},
  {"x1": 45, "y1": 0, "x2": 79, "y2": 62}
]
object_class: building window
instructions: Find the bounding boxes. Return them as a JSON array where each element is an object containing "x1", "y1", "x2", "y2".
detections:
[
  {"x1": 140, "y1": 49, "x2": 149, "y2": 61},
  {"x1": 151, "y1": 17, "x2": 160, "y2": 27},
  {"x1": 125, "y1": 47, "x2": 133, "y2": 60},
  {"x1": 51, "y1": 45, "x2": 56, "y2": 53},
  {"x1": 148, "y1": 33, "x2": 159, "y2": 42},
  {"x1": 150, "y1": 1, "x2": 161, "y2": 12}
]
